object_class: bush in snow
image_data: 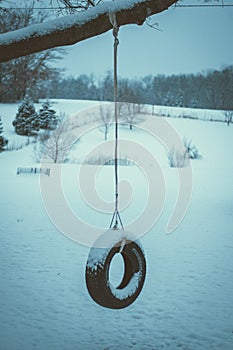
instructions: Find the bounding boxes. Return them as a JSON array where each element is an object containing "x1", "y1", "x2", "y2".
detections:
[
  {"x1": 39, "y1": 99, "x2": 58, "y2": 130},
  {"x1": 39, "y1": 129, "x2": 51, "y2": 142},
  {"x1": 168, "y1": 147, "x2": 188, "y2": 168},
  {"x1": 183, "y1": 138, "x2": 202, "y2": 160},
  {"x1": 168, "y1": 138, "x2": 202, "y2": 167},
  {"x1": 12, "y1": 97, "x2": 40, "y2": 136},
  {"x1": 0, "y1": 116, "x2": 8, "y2": 151},
  {"x1": 83, "y1": 154, "x2": 134, "y2": 166}
]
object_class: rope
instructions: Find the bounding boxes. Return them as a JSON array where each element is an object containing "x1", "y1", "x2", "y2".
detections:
[{"x1": 109, "y1": 13, "x2": 124, "y2": 231}]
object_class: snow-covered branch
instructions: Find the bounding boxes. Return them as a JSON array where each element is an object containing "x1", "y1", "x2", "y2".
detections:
[{"x1": 0, "y1": 0, "x2": 177, "y2": 62}]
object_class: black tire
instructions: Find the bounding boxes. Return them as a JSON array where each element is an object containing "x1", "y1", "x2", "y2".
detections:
[{"x1": 85, "y1": 230, "x2": 146, "y2": 309}]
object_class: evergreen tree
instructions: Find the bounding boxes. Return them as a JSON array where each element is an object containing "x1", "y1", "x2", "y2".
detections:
[
  {"x1": 0, "y1": 116, "x2": 8, "y2": 151},
  {"x1": 12, "y1": 97, "x2": 39, "y2": 136},
  {"x1": 39, "y1": 99, "x2": 58, "y2": 130},
  {"x1": 176, "y1": 89, "x2": 184, "y2": 107},
  {"x1": 191, "y1": 96, "x2": 199, "y2": 109}
]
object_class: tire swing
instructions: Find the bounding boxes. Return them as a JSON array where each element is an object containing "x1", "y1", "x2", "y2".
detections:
[{"x1": 85, "y1": 14, "x2": 146, "y2": 309}]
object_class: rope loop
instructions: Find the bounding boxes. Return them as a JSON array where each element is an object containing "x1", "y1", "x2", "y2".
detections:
[
  {"x1": 108, "y1": 12, "x2": 124, "y2": 231},
  {"x1": 108, "y1": 12, "x2": 118, "y2": 31},
  {"x1": 109, "y1": 12, "x2": 119, "y2": 47}
]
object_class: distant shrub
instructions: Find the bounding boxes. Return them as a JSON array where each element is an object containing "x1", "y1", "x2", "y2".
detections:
[
  {"x1": 83, "y1": 154, "x2": 134, "y2": 166},
  {"x1": 168, "y1": 147, "x2": 188, "y2": 168},
  {"x1": 168, "y1": 138, "x2": 202, "y2": 167},
  {"x1": 6, "y1": 142, "x2": 24, "y2": 151},
  {"x1": 183, "y1": 138, "x2": 202, "y2": 160},
  {"x1": 39, "y1": 130, "x2": 51, "y2": 142}
]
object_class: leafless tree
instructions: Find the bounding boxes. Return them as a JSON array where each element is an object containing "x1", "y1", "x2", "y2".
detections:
[
  {"x1": 37, "y1": 113, "x2": 78, "y2": 163},
  {"x1": 119, "y1": 102, "x2": 145, "y2": 130},
  {"x1": 223, "y1": 110, "x2": 233, "y2": 126},
  {"x1": 98, "y1": 103, "x2": 113, "y2": 140},
  {"x1": 0, "y1": 2, "x2": 63, "y2": 101},
  {"x1": 47, "y1": 0, "x2": 97, "y2": 13}
]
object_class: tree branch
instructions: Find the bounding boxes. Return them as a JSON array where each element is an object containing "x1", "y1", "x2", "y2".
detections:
[{"x1": 0, "y1": 0, "x2": 177, "y2": 62}]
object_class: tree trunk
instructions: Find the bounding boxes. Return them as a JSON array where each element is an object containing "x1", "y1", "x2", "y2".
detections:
[{"x1": 105, "y1": 125, "x2": 108, "y2": 140}]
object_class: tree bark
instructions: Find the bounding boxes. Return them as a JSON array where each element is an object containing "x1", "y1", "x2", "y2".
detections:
[{"x1": 0, "y1": 0, "x2": 177, "y2": 62}]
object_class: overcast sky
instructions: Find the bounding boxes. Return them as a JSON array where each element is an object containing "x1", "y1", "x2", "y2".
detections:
[{"x1": 52, "y1": 3, "x2": 233, "y2": 78}]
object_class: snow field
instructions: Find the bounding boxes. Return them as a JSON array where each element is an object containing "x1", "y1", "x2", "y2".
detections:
[{"x1": 0, "y1": 100, "x2": 233, "y2": 350}]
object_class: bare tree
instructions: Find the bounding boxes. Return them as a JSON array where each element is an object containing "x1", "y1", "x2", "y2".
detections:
[
  {"x1": 223, "y1": 110, "x2": 233, "y2": 126},
  {"x1": 119, "y1": 102, "x2": 145, "y2": 130},
  {"x1": 47, "y1": 0, "x2": 96, "y2": 13},
  {"x1": 37, "y1": 113, "x2": 78, "y2": 163},
  {"x1": 0, "y1": 3, "x2": 63, "y2": 102},
  {"x1": 98, "y1": 103, "x2": 113, "y2": 140}
]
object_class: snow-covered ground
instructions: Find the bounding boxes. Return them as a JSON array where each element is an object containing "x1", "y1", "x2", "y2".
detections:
[{"x1": 0, "y1": 100, "x2": 233, "y2": 350}]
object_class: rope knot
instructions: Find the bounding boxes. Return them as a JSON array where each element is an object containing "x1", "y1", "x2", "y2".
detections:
[{"x1": 108, "y1": 12, "x2": 119, "y2": 44}]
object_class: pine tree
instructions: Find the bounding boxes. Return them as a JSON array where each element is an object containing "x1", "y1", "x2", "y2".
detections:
[
  {"x1": 191, "y1": 96, "x2": 199, "y2": 109},
  {"x1": 39, "y1": 99, "x2": 58, "y2": 130},
  {"x1": 0, "y1": 116, "x2": 8, "y2": 151},
  {"x1": 12, "y1": 97, "x2": 40, "y2": 136},
  {"x1": 176, "y1": 90, "x2": 184, "y2": 107}
]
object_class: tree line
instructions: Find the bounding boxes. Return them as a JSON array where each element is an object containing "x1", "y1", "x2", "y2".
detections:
[
  {"x1": 1, "y1": 63, "x2": 232, "y2": 111},
  {"x1": 43, "y1": 66, "x2": 233, "y2": 110}
]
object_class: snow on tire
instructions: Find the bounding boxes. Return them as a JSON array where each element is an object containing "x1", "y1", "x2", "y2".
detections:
[{"x1": 85, "y1": 229, "x2": 146, "y2": 309}]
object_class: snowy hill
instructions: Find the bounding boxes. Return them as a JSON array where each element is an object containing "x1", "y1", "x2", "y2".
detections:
[{"x1": 0, "y1": 100, "x2": 233, "y2": 350}]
